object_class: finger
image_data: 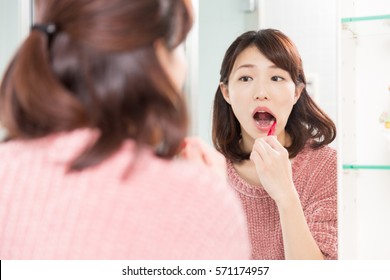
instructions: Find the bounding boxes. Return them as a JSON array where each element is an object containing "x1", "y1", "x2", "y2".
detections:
[
  {"x1": 180, "y1": 142, "x2": 204, "y2": 164},
  {"x1": 253, "y1": 138, "x2": 275, "y2": 159},
  {"x1": 250, "y1": 149, "x2": 265, "y2": 171},
  {"x1": 190, "y1": 137, "x2": 216, "y2": 155},
  {"x1": 263, "y1": 136, "x2": 285, "y2": 152},
  {"x1": 185, "y1": 137, "x2": 223, "y2": 165},
  {"x1": 183, "y1": 137, "x2": 227, "y2": 180},
  {"x1": 262, "y1": 136, "x2": 290, "y2": 161}
]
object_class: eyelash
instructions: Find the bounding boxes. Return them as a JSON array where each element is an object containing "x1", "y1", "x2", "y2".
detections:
[
  {"x1": 239, "y1": 76, "x2": 253, "y2": 82},
  {"x1": 238, "y1": 76, "x2": 285, "y2": 82},
  {"x1": 271, "y1": 76, "x2": 284, "y2": 82}
]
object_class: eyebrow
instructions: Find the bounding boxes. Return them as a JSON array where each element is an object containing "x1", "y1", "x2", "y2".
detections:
[
  {"x1": 235, "y1": 63, "x2": 281, "y2": 71},
  {"x1": 236, "y1": 64, "x2": 255, "y2": 70}
]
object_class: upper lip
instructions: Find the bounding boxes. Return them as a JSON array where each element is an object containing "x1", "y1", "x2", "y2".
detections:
[{"x1": 252, "y1": 106, "x2": 276, "y2": 119}]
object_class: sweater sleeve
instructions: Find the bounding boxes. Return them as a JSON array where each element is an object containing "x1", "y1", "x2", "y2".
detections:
[{"x1": 302, "y1": 147, "x2": 338, "y2": 260}]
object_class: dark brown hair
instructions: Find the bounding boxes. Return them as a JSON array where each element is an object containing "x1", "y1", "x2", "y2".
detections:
[
  {"x1": 212, "y1": 29, "x2": 336, "y2": 161},
  {"x1": 0, "y1": 0, "x2": 193, "y2": 170}
]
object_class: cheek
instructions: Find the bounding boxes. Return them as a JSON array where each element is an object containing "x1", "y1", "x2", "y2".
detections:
[
  {"x1": 228, "y1": 82, "x2": 252, "y2": 105},
  {"x1": 273, "y1": 82, "x2": 296, "y2": 104},
  {"x1": 273, "y1": 86, "x2": 297, "y2": 123},
  {"x1": 229, "y1": 93, "x2": 250, "y2": 122}
]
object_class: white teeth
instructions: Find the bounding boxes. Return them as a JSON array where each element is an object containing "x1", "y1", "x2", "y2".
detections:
[{"x1": 255, "y1": 110, "x2": 266, "y2": 114}]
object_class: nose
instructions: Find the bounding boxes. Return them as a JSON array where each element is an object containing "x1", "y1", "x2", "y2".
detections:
[{"x1": 253, "y1": 82, "x2": 269, "y2": 101}]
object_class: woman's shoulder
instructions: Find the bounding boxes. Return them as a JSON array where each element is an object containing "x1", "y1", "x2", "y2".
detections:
[
  {"x1": 297, "y1": 143, "x2": 336, "y2": 163},
  {"x1": 292, "y1": 143, "x2": 337, "y2": 177}
]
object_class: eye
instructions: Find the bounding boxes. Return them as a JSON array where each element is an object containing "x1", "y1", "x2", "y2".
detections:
[
  {"x1": 271, "y1": 76, "x2": 284, "y2": 82},
  {"x1": 239, "y1": 76, "x2": 253, "y2": 82}
]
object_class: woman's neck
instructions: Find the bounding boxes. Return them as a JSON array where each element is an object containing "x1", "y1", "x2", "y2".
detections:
[
  {"x1": 233, "y1": 160, "x2": 261, "y2": 186},
  {"x1": 240, "y1": 130, "x2": 291, "y2": 154}
]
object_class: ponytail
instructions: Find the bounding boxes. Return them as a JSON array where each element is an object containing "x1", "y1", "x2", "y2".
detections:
[{"x1": 0, "y1": 30, "x2": 87, "y2": 139}]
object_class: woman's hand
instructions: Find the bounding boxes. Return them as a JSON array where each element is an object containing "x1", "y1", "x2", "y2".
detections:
[
  {"x1": 250, "y1": 136, "x2": 297, "y2": 206},
  {"x1": 179, "y1": 137, "x2": 227, "y2": 180}
]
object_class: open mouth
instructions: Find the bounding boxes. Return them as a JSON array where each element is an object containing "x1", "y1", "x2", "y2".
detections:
[{"x1": 253, "y1": 111, "x2": 276, "y2": 130}]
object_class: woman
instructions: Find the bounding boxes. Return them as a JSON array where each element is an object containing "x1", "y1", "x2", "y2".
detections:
[
  {"x1": 212, "y1": 29, "x2": 337, "y2": 259},
  {"x1": 0, "y1": 0, "x2": 250, "y2": 259}
]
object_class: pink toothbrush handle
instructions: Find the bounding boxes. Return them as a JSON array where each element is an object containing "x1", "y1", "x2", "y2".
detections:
[{"x1": 267, "y1": 122, "x2": 276, "y2": 136}]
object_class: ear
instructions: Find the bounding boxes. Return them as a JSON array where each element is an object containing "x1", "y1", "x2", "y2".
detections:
[
  {"x1": 220, "y1": 82, "x2": 231, "y2": 104},
  {"x1": 293, "y1": 83, "x2": 304, "y2": 105}
]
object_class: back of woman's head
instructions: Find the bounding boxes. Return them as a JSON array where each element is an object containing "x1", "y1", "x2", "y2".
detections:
[
  {"x1": 213, "y1": 29, "x2": 336, "y2": 161},
  {"x1": 0, "y1": 0, "x2": 193, "y2": 170}
]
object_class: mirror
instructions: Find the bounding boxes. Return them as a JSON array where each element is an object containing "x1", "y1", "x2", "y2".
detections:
[{"x1": 194, "y1": 0, "x2": 390, "y2": 260}]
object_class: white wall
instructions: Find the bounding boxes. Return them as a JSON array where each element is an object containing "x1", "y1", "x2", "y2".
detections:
[
  {"x1": 196, "y1": 0, "x2": 258, "y2": 142},
  {"x1": 0, "y1": 0, "x2": 31, "y2": 140},
  {"x1": 0, "y1": 0, "x2": 30, "y2": 76},
  {"x1": 341, "y1": 0, "x2": 390, "y2": 259}
]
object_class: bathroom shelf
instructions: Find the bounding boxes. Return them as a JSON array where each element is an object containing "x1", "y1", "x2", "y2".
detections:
[
  {"x1": 341, "y1": 14, "x2": 390, "y2": 23},
  {"x1": 342, "y1": 164, "x2": 390, "y2": 170}
]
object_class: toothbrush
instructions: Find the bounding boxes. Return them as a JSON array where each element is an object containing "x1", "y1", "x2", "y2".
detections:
[{"x1": 267, "y1": 121, "x2": 277, "y2": 136}]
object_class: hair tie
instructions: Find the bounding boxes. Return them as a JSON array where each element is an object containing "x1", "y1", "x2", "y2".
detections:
[{"x1": 31, "y1": 23, "x2": 57, "y2": 36}]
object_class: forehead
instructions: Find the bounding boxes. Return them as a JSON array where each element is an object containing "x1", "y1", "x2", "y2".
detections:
[{"x1": 231, "y1": 46, "x2": 274, "y2": 72}]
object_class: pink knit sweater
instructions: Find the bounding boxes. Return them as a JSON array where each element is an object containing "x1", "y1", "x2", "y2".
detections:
[
  {"x1": 227, "y1": 144, "x2": 337, "y2": 260},
  {"x1": 0, "y1": 129, "x2": 251, "y2": 259}
]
